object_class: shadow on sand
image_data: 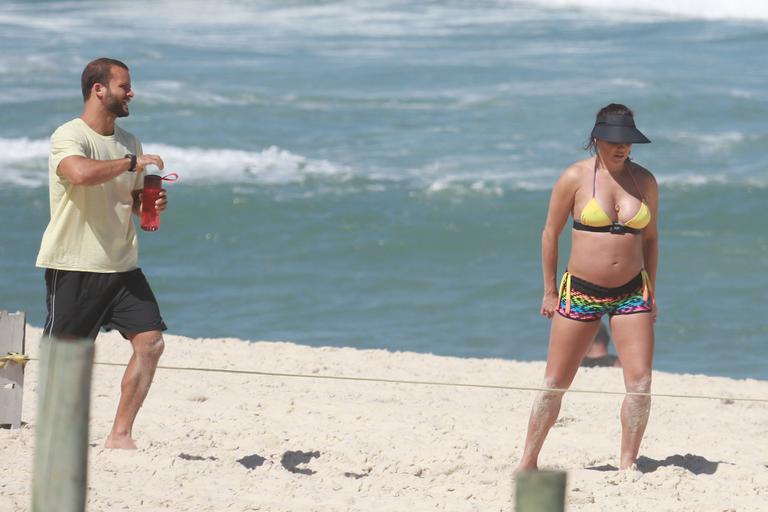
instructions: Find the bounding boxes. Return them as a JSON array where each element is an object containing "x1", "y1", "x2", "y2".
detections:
[
  {"x1": 281, "y1": 450, "x2": 321, "y2": 475},
  {"x1": 237, "y1": 454, "x2": 267, "y2": 469},
  {"x1": 586, "y1": 453, "x2": 731, "y2": 475}
]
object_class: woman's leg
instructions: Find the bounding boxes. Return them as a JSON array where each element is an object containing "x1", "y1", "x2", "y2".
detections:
[
  {"x1": 610, "y1": 312, "x2": 654, "y2": 469},
  {"x1": 516, "y1": 315, "x2": 600, "y2": 471}
]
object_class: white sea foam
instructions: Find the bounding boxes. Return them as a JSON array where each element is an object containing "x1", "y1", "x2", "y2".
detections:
[
  {"x1": 109, "y1": 0, "x2": 768, "y2": 28},
  {"x1": 0, "y1": 137, "x2": 50, "y2": 162},
  {"x1": 0, "y1": 137, "x2": 49, "y2": 188},
  {"x1": 0, "y1": 135, "x2": 559, "y2": 193},
  {"x1": 664, "y1": 131, "x2": 750, "y2": 154},
  {"x1": 729, "y1": 89, "x2": 755, "y2": 99},
  {"x1": 0, "y1": 1, "x2": 539, "y2": 49},
  {"x1": 423, "y1": 166, "x2": 560, "y2": 195},
  {"x1": 524, "y1": 0, "x2": 768, "y2": 21},
  {"x1": 657, "y1": 173, "x2": 768, "y2": 190},
  {"x1": 5, "y1": 0, "x2": 763, "y2": 65},
  {"x1": 0, "y1": 136, "x2": 354, "y2": 188},
  {"x1": 2, "y1": 136, "x2": 762, "y2": 192},
  {"x1": 426, "y1": 179, "x2": 506, "y2": 196},
  {"x1": 0, "y1": 11, "x2": 81, "y2": 33},
  {"x1": 609, "y1": 78, "x2": 650, "y2": 89},
  {"x1": 143, "y1": 144, "x2": 353, "y2": 185},
  {"x1": 656, "y1": 174, "x2": 729, "y2": 186},
  {"x1": 1, "y1": 0, "x2": 765, "y2": 74}
]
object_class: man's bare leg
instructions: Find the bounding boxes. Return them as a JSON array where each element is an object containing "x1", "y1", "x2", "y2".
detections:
[{"x1": 105, "y1": 330, "x2": 164, "y2": 449}]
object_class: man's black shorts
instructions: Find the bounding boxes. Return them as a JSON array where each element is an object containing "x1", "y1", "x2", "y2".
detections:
[{"x1": 43, "y1": 268, "x2": 167, "y2": 340}]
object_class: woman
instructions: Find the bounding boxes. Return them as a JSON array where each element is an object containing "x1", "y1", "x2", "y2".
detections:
[{"x1": 516, "y1": 104, "x2": 658, "y2": 471}]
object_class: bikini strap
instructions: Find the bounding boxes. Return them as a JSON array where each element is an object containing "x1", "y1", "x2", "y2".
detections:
[
  {"x1": 592, "y1": 155, "x2": 599, "y2": 198},
  {"x1": 627, "y1": 165, "x2": 646, "y2": 202}
]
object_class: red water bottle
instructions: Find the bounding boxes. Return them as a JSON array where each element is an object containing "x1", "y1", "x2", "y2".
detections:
[
  {"x1": 140, "y1": 174, "x2": 163, "y2": 231},
  {"x1": 140, "y1": 172, "x2": 179, "y2": 231}
]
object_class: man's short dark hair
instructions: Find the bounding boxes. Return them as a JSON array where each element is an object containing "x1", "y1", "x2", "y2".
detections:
[{"x1": 81, "y1": 58, "x2": 129, "y2": 101}]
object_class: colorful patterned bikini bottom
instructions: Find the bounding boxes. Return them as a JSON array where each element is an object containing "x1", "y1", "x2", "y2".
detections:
[{"x1": 557, "y1": 270, "x2": 654, "y2": 322}]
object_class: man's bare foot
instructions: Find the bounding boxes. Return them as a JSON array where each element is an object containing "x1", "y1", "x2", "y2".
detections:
[
  {"x1": 104, "y1": 434, "x2": 137, "y2": 450},
  {"x1": 514, "y1": 462, "x2": 538, "y2": 475},
  {"x1": 619, "y1": 455, "x2": 638, "y2": 470}
]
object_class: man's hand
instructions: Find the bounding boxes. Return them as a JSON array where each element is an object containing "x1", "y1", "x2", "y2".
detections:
[
  {"x1": 155, "y1": 189, "x2": 168, "y2": 213},
  {"x1": 137, "y1": 154, "x2": 164, "y2": 173},
  {"x1": 131, "y1": 187, "x2": 168, "y2": 217}
]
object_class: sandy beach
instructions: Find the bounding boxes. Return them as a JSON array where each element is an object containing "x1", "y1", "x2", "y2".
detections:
[{"x1": 2, "y1": 325, "x2": 767, "y2": 511}]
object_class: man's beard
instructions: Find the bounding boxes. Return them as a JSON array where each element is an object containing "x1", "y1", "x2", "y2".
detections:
[{"x1": 104, "y1": 88, "x2": 130, "y2": 118}]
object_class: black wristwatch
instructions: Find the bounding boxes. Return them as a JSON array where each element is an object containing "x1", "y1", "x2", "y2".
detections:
[{"x1": 125, "y1": 154, "x2": 137, "y2": 172}]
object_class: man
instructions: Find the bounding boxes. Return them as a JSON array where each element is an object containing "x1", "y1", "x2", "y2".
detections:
[
  {"x1": 36, "y1": 57, "x2": 168, "y2": 449},
  {"x1": 580, "y1": 321, "x2": 622, "y2": 368}
]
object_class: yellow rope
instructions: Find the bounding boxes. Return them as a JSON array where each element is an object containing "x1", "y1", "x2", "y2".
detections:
[
  {"x1": 558, "y1": 272, "x2": 571, "y2": 315},
  {"x1": 25, "y1": 357, "x2": 767, "y2": 404},
  {"x1": 0, "y1": 353, "x2": 30, "y2": 369}
]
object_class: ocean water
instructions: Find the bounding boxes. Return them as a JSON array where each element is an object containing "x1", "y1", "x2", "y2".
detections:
[{"x1": 1, "y1": 0, "x2": 767, "y2": 379}]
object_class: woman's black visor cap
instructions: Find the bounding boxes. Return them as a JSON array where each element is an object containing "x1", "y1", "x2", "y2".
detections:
[{"x1": 591, "y1": 113, "x2": 651, "y2": 144}]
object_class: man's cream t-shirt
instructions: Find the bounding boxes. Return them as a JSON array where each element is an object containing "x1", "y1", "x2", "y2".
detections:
[{"x1": 36, "y1": 118, "x2": 145, "y2": 272}]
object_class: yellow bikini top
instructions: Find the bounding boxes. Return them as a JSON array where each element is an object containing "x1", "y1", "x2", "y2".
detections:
[{"x1": 574, "y1": 159, "x2": 650, "y2": 234}]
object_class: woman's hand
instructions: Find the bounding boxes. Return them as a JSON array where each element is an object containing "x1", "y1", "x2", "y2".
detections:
[{"x1": 541, "y1": 291, "x2": 560, "y2": 319}]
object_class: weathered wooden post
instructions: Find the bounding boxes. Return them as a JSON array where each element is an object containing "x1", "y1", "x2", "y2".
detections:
[
  {"x1": 31, "y1": 336, "x2": 94, "y2": 512},
  {"x1": 515, "y1": 470, "x2": 567, "y2": 512},
  {"x1": 0, "y1": 310, "x2": 26, "y2": 428}
]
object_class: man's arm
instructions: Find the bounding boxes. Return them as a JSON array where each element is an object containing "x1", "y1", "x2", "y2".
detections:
[
  {"x1": 131, "y1": 189, "x2": 142, "y2": 216},
  {"x1": 58, "y1": 154, "x2": 164, "y2": 187}
]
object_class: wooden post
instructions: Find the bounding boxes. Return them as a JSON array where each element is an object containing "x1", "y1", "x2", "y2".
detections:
[
  {"x1": 0, "y1": 310, "x2": 26, "y2": 428},
  {"x1": 31, "y1": 337, "x2": 94, "y2": 512},
  {"x1": 515, "y1": 470, "x2": 567, "y2": 512}
]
